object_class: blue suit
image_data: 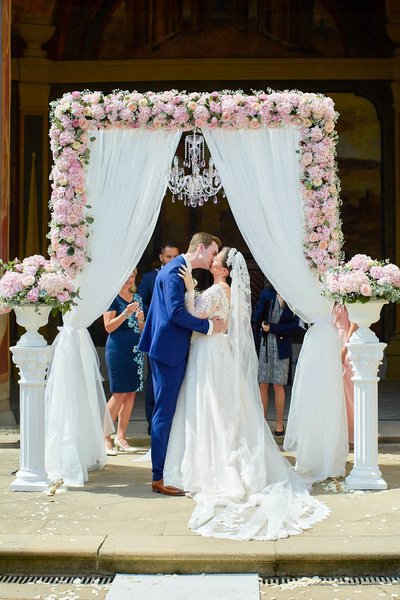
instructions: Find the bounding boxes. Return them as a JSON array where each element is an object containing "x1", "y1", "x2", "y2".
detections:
[
  {"x1": 137, "y1": 268, "x2": 159, "y2": 432},
  {"x1": 138, "y1": 255, "x2": 210, "y2": 481}
]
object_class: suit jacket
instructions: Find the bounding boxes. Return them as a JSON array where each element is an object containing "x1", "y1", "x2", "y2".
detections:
[
  {"x1": 138, "y1": 255, "x2": 210, "y2": 367},
  {"x1": 252, "y1": 289, "x2": 299, "y2": 360},
  {"x1": 137, "y1": 268, "x2": 159, "y2": 316}
]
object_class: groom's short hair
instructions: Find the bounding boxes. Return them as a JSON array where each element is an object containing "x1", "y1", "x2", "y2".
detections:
[{"x1": 188, "y1": 232, "x2": 221, "y2": 252}]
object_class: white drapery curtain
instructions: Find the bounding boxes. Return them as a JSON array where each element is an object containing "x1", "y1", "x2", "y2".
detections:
[
  {"x1": 203, "y1": 127, "x2": 348, "y2": 483},
  {"x1": 45, "y1": 128, "x2": 181, "y2": 486}
]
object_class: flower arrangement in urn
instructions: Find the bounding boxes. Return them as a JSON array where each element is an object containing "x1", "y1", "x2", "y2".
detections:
[
  {"x1": 321, "y1": 254, "x2": 400, "y2": 304},
  {"x1": 0, "y1": 254, "x2": 79, "y2": 315}
]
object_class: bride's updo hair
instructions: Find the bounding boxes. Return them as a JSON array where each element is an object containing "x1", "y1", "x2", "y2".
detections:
[{"x1": 220, "y1": 246, "x2": 233, "y2": 286}]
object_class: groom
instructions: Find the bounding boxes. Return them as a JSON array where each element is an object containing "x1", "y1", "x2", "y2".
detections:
[{"x1": 139, "y1": 232, "x2": 223, "y2": 495}]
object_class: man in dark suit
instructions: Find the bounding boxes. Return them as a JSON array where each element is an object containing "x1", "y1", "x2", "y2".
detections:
[
  {"x1": 138, "y1": 242, "x2": 180, "y2": 316},
  {"x1": 138, "y1": 242, "x2": 180, "y2": 434},
  {"x1": 139, "y1": 232, "x2": 224, "y2": 496}
]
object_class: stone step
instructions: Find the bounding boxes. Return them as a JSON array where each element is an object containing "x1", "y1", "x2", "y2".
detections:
[{"x1": 1, "y1": 534, "x2": 399, "y2": 578}]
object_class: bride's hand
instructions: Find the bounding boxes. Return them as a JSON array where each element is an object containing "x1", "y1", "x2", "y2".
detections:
[{"x1": 178, "y1": 266, "x2": 195, "y2": 292}]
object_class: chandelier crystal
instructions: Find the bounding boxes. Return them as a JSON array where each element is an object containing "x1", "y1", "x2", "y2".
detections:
[{"x1": 167, "y1": 130, "x2": 225, "y2": 207}]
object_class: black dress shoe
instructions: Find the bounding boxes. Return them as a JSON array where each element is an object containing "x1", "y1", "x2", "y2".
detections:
[{"x1": 274, "y1": 427, "x2": 285, "y2": 436}]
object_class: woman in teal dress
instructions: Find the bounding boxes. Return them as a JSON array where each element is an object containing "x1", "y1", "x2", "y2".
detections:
[{"x1": 103, "y1": 269, "x2": 145, "y2": 455}]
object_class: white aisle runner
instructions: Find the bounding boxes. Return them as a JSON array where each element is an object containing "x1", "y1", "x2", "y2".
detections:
[{"x1": 106, "y1": 574, "x2": 259, "y2": 600}]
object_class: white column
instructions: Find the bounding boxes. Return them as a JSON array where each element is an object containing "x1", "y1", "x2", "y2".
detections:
[
  {"x1": 345, "y1": 341, "x2": 387, "y2": 490},
  {"x1": 9, "y1": 345, "x2": 53, "y2": 491}
]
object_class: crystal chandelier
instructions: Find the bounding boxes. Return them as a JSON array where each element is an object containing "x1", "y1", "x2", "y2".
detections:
[{"x1": 167, "y1": 130, "x2": 225, "y2": 207}]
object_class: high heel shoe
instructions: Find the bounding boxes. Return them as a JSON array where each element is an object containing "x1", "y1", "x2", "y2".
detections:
[
  {"x1": 114, "y1": 437, "x2": 137, "y2": 453},
  {"x1": 105, "y1": 443, "x2": 117, "y2": 456}
]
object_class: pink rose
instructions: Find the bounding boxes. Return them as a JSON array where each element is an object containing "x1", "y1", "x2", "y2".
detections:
[
  {"x1": 324, "y1": 120, "x2": 335, "y2": 133},
  {"x1": 360, "y1": 283, "x2": 372, "y2": 297},
  {"x1": 78, "y1": 118, "x2": 89, "y2": 130},
  {"x1": 249, "y1": 119, "x2": 261, "y2": 129},
  {"x1": 302, "y1": 152, "x2": 313, "y2": 166}
]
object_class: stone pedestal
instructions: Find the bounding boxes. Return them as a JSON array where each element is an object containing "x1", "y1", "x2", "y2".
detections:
[
  {"x1": 9, "y1": 345, "x2": 53, "y2": 491},
  {"x1": 344, "y1": 302, "x2": 388, "y2": 490}
]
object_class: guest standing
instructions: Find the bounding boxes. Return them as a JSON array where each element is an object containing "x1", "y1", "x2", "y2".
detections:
[
  {"x1": 103, "y1": 269, "x2": 145, "y2": 455},
  {"x1": 253, "y1": 286, "x2": 299, "y2": 437},
  {"x1": 138, "y1": 242, "x2": 180, "y2": 434},
  {"x1": 332, "y1": 304, "x2": 358, "y2": 445},
  {"x1": 138, "y1": 242, "x2": 180, "y2": 315}
]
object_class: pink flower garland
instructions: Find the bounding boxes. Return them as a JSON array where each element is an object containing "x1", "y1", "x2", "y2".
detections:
[{"x1": 48, "y1": 89, "x2": 343, "y2": 277}]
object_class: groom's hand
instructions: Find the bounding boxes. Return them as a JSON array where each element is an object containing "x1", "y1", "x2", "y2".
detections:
[{"x1": 210, "y1": 317, "x2": 224, "y2": 333}]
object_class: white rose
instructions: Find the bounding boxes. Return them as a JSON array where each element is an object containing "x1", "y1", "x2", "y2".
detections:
[{"x1": 22, "y1": 275, "x2": 35, "y2": 287}]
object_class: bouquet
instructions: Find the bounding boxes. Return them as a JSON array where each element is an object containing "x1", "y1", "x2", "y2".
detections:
[
  {"x1": 0, "y1": 254, "x2": 79, "y2": 315},
  {"x1": 321, "y1": 254, "x2": 400, "y2": 304}
]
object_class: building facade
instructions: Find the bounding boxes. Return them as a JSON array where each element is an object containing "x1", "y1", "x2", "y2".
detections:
[{"x1": 1, "y1": 0, "x2": 400, "y2": 423}]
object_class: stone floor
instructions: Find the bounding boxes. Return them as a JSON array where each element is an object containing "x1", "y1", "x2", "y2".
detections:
[{"x1": 0, "y1": 379, "x2": 399, "y2": 600}]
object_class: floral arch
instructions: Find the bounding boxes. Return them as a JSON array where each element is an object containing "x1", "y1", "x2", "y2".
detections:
[
  {"x1": 44, "y1": 88, "x2": 348, "y2": 487},
  {"x1": 49, "y1": 88, "x2": 343, "y2": 278}
]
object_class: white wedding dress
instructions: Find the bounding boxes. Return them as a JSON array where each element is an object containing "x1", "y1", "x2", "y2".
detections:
[{"x1": 164, "y1": 267, "x2": 330, "y2": 541}]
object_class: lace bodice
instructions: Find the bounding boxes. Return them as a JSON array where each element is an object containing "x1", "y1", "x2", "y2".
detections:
[{"x1": 185, "y1": 284, "x2": 230, "y2": 320}]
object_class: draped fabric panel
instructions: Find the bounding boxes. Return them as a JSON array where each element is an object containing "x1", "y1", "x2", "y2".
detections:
[
  {"x1": 203, "y1": 127, "x2": 348, "y2": 483},
  {"x1": 45, "y1": 128, "x2": 181, "y2": 485}
]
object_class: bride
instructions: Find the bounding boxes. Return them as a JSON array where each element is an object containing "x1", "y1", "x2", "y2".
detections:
[{"x1": 163, "y1": 247, "x2": 329, "y2": 541}]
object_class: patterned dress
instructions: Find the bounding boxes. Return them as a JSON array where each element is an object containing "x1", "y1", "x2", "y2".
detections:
[
  {"x1": 105, "y1": 293, "x2": 144, "y2": 393},
  {"x1": 258, "y1": 299, "x2": 290, "y2": 385}
]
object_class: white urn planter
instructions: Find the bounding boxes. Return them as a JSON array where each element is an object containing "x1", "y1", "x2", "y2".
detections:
[
  {"x1": 13, "y1": 304, "x2": 52, "y2": 347},
  {"x1": 345, "y1": 300, "x2": 388, "y2": 343},
  {"x1": 344, "y1": 299, "x2": 388, "y2": 490}
]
